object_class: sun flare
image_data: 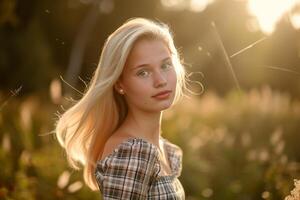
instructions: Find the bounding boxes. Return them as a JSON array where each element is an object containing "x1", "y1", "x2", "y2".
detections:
[{"x1": 247, "y1": 0, "x2": 300, "y2": 34}]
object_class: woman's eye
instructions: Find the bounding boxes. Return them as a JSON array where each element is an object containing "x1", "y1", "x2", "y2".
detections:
[
  {"x1": 162, "y1": 63, "x2": 173, "y2": 70},
  {"x1": 137, "y1": 70, "x2": 149, "y2": 77},
  {"x1": 137, "y1": 63, "x2": 173, "y2": 77}
]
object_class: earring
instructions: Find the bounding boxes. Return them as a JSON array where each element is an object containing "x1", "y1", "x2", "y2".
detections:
[{"x1": 119, "y1": 89, "x2": 124, "y2": 94}]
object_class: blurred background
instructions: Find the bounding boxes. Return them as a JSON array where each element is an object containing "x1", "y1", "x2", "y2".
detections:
[{"x1": 1, "y1": 0, "x2": 300, "y2": 199}]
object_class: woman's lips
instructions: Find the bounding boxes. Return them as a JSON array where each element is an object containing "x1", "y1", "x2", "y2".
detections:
[
  {"x1": 152, "y1": 91, "x2": 172, "y2": 99},
  {"x1": 152, "y1": 90, "x2": 172, "y2": 97}
]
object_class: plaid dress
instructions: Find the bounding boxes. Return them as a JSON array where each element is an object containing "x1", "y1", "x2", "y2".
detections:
[{"x1": 94, "y1": 136, "x2": 185, "y2": 199}]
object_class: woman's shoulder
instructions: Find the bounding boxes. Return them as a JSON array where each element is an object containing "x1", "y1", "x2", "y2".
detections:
[
  {"x1": 160, "y1": 136, "x2": 183, "y2": 156},
  {"x1": 160, "y1": 136, "x2": 183, "y2": 177},
  {"x1": 96, "y1": 137, "x2": 160, "y2": 168},
  {"x1": 94, "y1": 137, "x2": 161, "y2": 194},
  {"x1": 98, "y1": 135, "x2": 182, "y2": 163},
  {"x1": 95, "y1": 136, "x2": 183, "y2": 178},
  {"x1": 94, "y1": 136, "x2": 184, "y2": 192}
]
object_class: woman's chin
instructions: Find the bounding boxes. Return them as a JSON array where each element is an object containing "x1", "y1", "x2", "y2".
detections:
[{"x1": 153, "y1": 101, "x2": 173, "y2": 111}]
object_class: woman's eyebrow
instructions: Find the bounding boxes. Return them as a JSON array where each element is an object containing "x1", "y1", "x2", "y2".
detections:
[{"x1": 131, "y1": 57, "x2": 171, "y2": 71}]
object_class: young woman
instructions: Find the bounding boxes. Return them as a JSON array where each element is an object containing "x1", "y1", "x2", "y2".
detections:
[{"x1": 55, "y1": 17, "x2": 190, "y2": 199}]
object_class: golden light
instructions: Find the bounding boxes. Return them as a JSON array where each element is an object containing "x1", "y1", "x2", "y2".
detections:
[
  {"x1": 160, "y1": 0, "x2": 185, "y2": 10},
  {"x1": 50, "y1": 78, "x2": 62, "y2": 104},
  {"x1": 189, "y1": 0, "x2": 214, "y2": 12},
  {"x1": 160, "y1": 0, "x2": 213, "y2": 12},
  {"x1": 67, "y1": 181, "x2": 83, "y2": 193},
  {"x1": 2, "y1": 133, "x2": 11, "y2": 153},
  {"x1": 290, "y1": 13, "x2": 300, "y2": 29},
  {"x1": 247, "y1": 0, "x2": 300, "y2": 34},
  {"x1": 57, "y1": 170, "x2": 71, "y2": 189},
  {"x1": 20, "y1": 97, "x2": 37, "y2": 131}
]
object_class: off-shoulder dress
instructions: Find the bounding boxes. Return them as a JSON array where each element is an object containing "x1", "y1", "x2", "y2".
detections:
[{"x1": 94, "y1": 136, "x2": 185, "y2": 199}]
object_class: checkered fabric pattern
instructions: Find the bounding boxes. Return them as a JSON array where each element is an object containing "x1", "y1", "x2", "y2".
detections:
[{"x1": 95, "y1": 136, "x2": 185, "y2": 199}]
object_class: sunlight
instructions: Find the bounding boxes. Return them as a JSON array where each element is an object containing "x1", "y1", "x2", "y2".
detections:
[
  {"x1": 189, "y1": 0, "x2": 214, "y2": 12},
  {"x1": 160, "y1": 0, "x2": 185, "y2": 10},
  {"x1": 160, "y1": 0, "x2": 213, "y2": 12},
  {"x1": 247, "y1": 0, "x2": 300, "y2": 34},
  {"x1": 290, "y1": 13, "x2": 300, "y2": 29}
]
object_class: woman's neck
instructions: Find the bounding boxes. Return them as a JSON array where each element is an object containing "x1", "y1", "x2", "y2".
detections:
[{"x1": 119, "y1": 110, "x2": 163, "y2": 146}]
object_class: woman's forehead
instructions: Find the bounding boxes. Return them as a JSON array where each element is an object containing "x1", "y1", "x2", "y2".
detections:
[{"x1": 125, "y1": 39, "x2": 171, "y2": 69}]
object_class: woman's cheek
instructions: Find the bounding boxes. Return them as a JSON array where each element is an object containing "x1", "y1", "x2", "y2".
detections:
[
  {"x1": 168, "y1": 71, "x2": 177, "y2": 88},
  {"x1": 128, "y1": 81, "x2": 149, "y2": 97}
]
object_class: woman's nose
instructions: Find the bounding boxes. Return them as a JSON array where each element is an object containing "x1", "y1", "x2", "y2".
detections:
[{"x1": 153, "y1": 71, "x2": 167, "y2": 88}]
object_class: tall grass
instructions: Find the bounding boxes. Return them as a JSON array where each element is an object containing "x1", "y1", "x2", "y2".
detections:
[{"x1": 0, "y1": 84, "x2": 299, "y2": 199}]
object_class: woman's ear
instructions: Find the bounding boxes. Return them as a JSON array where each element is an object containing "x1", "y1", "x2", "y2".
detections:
[
  {"x1": 114, "y1": 80, "x2": 121, "y2": 91},
  {"x1": 114, "y1": 79, "x2": 125, "y2": 94}
]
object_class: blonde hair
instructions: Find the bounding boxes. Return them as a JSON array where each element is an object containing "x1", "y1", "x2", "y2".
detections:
[{"x1": 54, "y1": 17, "x2": 191, "y2": 191}]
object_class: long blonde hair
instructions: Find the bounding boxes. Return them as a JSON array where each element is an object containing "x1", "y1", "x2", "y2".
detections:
[{"x1": 54, "y1": 17, "x2": 191, "y2": 191}]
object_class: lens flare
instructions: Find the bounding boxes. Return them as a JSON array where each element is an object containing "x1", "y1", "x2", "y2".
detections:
[{"x1": 247, "y1": 0, "x2": 300, "y2": 34}]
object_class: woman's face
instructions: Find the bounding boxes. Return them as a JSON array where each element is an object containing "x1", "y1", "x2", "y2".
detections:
[{"x1": 116, "y1": 38, "x2": 177, "y2": 113}]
